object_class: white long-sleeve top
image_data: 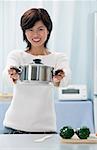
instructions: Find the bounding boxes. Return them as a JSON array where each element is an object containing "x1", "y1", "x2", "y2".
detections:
[{"x1": 3, "y1": 50, "x2": 71, "y2": 132}]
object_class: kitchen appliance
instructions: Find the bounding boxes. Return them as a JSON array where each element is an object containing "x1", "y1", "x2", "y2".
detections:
[
  {"x1": 13, "y1": 59, "x2": 54, "y2": 83},
  {"x1": 58, "y1": 84, "x2": 87, "y2": 100}
]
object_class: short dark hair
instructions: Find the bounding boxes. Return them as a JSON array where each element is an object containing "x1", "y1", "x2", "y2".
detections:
[{"x1": 20, "y1": 8, "x2": 53, "y2": 49}]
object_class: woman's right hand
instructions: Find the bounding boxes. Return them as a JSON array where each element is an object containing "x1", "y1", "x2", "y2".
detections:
[{"x1": 8, "y1": 66, "x2": 20, "y2": 83}]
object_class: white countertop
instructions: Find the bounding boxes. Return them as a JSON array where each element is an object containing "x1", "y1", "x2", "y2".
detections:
[{"x1": 0, "y1": 134, "x2": 97, "y2": 150}]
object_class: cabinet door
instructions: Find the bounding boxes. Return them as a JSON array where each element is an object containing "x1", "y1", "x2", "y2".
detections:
[
  {"x1": 94, "y1": 12, "x2": 97, "y2": 94},
  {"x1": 94, "y1": 12, "x2": 97, "y2": 133}
]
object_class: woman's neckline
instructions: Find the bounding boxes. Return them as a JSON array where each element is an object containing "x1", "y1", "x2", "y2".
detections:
[{"x1": 24, "y1": 50, "x2": 53, "y2": 57}]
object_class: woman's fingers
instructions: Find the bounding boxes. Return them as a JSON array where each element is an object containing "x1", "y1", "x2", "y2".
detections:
[
  {"x1": 10, "y1": 73, "x2": 19, "y2": 79},
  {"x1": 53, "y1": 76, "x2": 62, "y2": 82},
  {"x1": 53, "y1": 70, "x2": 65, "y2": 85},
  {"x1": 8, "y1": 69, "x2": 16, "y2": 75},
  {"x1": 55, "y1": 70, "x2": 65, "y2": 80},
  {"x1": 57, "y1": 72, "x2": 65, "y2": 78},
  {"x1": 8, "y1": 68, "x2": 19, "y2": 82}
]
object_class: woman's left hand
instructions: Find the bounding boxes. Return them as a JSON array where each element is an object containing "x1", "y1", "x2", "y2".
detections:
[{"x1": 53, "y1": 69, "x2": 65, "y2": 87}]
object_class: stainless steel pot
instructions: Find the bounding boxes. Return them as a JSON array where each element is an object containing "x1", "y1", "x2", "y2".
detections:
[{"x1": 17, "y1": 59, "x2": 54, "y2": 83}]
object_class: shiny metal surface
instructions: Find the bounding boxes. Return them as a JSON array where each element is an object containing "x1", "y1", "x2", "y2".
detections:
[
  {"x1": 18, "y1": 59, "x2": 54, "y2": 83},
  {"x1": 19, "y1": 64, "x2": 53, "y2": 82}
]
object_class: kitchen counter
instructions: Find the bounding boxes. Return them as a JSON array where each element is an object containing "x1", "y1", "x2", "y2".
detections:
[{"x1": 0, "y1": 134, "x2": 97, "y2": 150}]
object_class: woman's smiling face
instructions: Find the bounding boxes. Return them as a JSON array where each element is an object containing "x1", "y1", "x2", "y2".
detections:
[{"x1": 25, "y1": 20, "x2": 49, "y2": 48}]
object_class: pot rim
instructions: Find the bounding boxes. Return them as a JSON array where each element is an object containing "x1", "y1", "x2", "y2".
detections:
[{"x1": 20, "y1": 64, "x2": 54, "y2": 69}]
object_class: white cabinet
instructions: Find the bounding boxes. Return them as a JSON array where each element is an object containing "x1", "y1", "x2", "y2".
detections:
[
  {"x1": 94, "y1": 99, "x2": 97, "y2": 132},
  {"x1": 94, "y1": 12, "x2": 97, "y2": 132},
  {"x1": 55, "y1": 101, "x2": 94, "y2": 133},
  {"x1": 94, "y1": 12, "x2": 97, "y2": 94}
]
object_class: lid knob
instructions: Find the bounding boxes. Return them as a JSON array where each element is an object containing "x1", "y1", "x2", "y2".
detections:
[{"x1": 33, "y1": 59, "x2": 42, "y2": 64}]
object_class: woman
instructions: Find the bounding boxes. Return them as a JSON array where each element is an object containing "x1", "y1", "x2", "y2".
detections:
[{"x1": 3, "y1": 8, "x2": 71, "y2": 134}]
